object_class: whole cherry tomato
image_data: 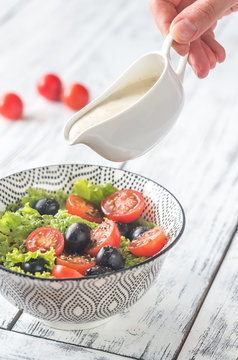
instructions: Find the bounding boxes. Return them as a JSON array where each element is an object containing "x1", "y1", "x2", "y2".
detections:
[
  {"x1": 37, "y1": 73, "x2": 62, "y2": 101},
  {"x1": 0, "y1": 93, "x2": 23, "y2": 120},
  {"x1": 62, "y1": 83, "x2": 89, "y2": 110}
]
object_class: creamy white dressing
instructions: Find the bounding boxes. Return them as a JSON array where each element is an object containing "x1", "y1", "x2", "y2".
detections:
[{"x1": 68, "y1": 76, "x2": 158, "y2": 142}]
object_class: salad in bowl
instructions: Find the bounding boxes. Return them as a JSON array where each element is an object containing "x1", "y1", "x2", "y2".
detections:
[
  {"x1": 1, "y1": 178, "x2": 167, "y2": 279},
  {"x1": 0, "y1": 164, "x2": 185, "y2": 329}
]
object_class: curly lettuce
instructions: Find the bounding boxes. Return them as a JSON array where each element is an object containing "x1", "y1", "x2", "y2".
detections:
[
  {"x1": 0, "y1": 178, "x2": 156, "y2": 278},
  {"x1": 6, "y1": 188, "x2": 68, "y2": 212},
  {"x1": 72, "y1": 179, "x2": 117, "y2": 207},
  {"x1": 4, "y1": 247, "x2": 55, "y2": 269},
  {"x1": 0, "y1": 203, "x2": 98, "y2": 263},
  {"x1": 119, "y1": 237, "x2": 147, "y2": 268},
  {"x1": 3, "y1": 248, "x2": 56, "y2": 278}
]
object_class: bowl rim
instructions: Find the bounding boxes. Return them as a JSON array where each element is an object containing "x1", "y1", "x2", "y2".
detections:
[{"x1": 0, "y1": 163, "x2": 186, "y2": 281}]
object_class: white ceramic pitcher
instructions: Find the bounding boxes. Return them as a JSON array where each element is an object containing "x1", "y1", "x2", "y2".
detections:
[{"x1": 64, "y1": 34, "x2": 188, "y2": 162}]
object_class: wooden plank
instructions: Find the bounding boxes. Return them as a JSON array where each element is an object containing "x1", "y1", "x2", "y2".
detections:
[
  {"x1": 0, "y1": 0, "x2": 137, "y2": 176},
  {"x1": 0, "y1": 0, "x2": 157, "y2": 337},
  {"x1": 177, "y1": 230, "x2": 238, "y2": 360},
  {"x1": 1, "y1": 1, "x2": 238, "y2": 360},
  {"x1": 120, "y1": 13, "x2": 238, "y2": 360},
  {"x1": 0, "y1": 328, "x2": 132, "y2": 360},
  {"x1": 0, "y1": 0, "x2": 29, "y2": 25},
  {"x1": 0, "y1": 0, "x2": 130, "y2": 331},
  {"x1": 0, "y1": 295, "x2": 20, "y2": 330},
  {"x1": 0, "y1": 0, "x2": 33, "y2": 330},
  {"x1": 12, "y1": 12, "x2": 238, "y2": 360}
]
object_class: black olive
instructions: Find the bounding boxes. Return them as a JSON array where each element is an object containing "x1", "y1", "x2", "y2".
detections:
[
  {"x1": 96, "y1": 245, "x2": 124, "y2": 270},
  {"x1": 15, "y1": 205, "x2": 24, "y2": 216},
  {"x1": 64, "y1": 222, "x2": 91, "y2": 254},
  {"x1": 34, "y1": 198, "x2": 59, "y2": 216},
  {"x1": 129, "y1": 226, "x2": 150, "y2": 241},
  {"x1": 21, "y1": 257, "x2": 47, "y2": 275},
  {"x1": 85, "y1": 265, "x2": 112, "y2": 276},
  {"x1": 116, "y1": 222, "x2": 129, "y2": 238}
]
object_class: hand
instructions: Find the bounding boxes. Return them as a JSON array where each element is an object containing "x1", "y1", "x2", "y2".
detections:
[{"x1": 149, "y1": 0, "x2": 238, "y2": 78}]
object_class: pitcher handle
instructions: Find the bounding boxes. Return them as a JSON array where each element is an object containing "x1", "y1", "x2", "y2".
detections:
[{"x1": 162, "y1": 33, "x2": 188, "y2": 83}]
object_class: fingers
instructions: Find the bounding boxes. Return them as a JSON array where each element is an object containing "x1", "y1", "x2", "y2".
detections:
[
  {"x1": 149, "y1": 0, "x2": 190, "y2": 55},
  {"x1": 188, "y1": 30, "x2": 226, "y2": 78},
  {"x1": 149, "y1": 0, "x2": 227, "y2": 78},
  {"x1": 201, "y1": 33, "x2": 226, "y2": 62},
  {"x1": 188, "y1": 39, "x2": 210, "y2": 78},
  {"x1": 149, "y1": 0, "x2": 179, "y2": 37},
  {"x1": 201, "y1": 41, "x2": 217, "y2": 69},
  {"x1": 224, "y1": 4, "x2": 238, "y2": 15},
  {"x1": 170, "y1": 0, "x2": 233, "y2": 43}
]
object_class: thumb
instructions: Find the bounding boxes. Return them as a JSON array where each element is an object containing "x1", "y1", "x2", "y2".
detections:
[{"x1": 170, "y1": 0, "x2": 232, "y2": 43}]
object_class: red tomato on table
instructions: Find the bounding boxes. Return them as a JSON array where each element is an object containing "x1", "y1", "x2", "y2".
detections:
[
  {"x1": 86, "y1": 220, "x2": 121, "y2": 257},
  {"x1": 26, "y1": 227, "x2": 64, "y2": 256},
  {"x1": 0, "y1": 93, "x2": 23, "y2": 120},
  {"x1": 101, "y1": 189, "x2": 144, "y2": 223},
  {"x1": 62, "y1": 83, "x2": 89, "y2": 110},
  {"x1": 66, "y1": 195, "x2": 104, "y2": 223},
  {"x1": 128, "y1": 227, "x2": 167, "y2": 257},
  {"x1": 56, "y1": 254, "x2": 96, "y2": 275},
  {"x1": 37, "y1": 73, "x2": 62, "y2": 101},
  {"x1": 52, "y1": 265, "x2": 83, "y2": 278}
]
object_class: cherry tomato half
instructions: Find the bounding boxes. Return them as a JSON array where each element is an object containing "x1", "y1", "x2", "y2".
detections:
[
  {"x1": 56, "y1": 254, "x2": 96, "y2": 275},
  {"x1": 101, "y1": 189, "x2": 145, "y2": 223},
  {"x1": 37, "y1": 73, "x2": 62, "y2": 101},
  {"x1": 128, "y1": 227, "x2": 167, "y2": 257},
  {"x1": 66, "y1": 195, "x2": 104, "y2": 223},
  {"x1": 0, "y1": 93, "x2": 23, "y2": 120},
  {"x1": 52, "y1": 265, "x2": 83, "y2": 278},
  {"x1": 26, "y1": 227, "x2": 64, "y2": 256},
  {"x1": 86, "y1": 220, "x2": 121, "y2": 257},
  {"x1": 62, "y1": 83, "x2": 89, "y2": 110}
]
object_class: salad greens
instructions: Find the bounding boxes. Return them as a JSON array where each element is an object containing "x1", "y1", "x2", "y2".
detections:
[
  {"x1": 7, "y1": 188, "x2": 68, "y2": 211},
  {"x1": 119, "y1": 237, "x2": 147, "y2": 268},
  {"x1": 4, "y1": 248, "x2": 55, "y2": 278},
  {"x1": 0, "y1": 178, "x2": 156, "y2": 278},
  {"x1": 72, "y1": 179, "x2": 117, "y2": 207},
  {"x1": 0, "y1": 203, "x2": 98, "y2": 264}
]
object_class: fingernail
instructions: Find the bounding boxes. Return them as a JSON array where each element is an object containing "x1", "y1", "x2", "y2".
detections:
[{"x1": 170, "y1": 18, "x2": 197, "y2": 42}]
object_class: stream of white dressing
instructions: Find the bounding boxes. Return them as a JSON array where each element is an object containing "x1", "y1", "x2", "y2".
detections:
[{"x1": 68, "y1": 76, "x2": 159, "y2": 142}]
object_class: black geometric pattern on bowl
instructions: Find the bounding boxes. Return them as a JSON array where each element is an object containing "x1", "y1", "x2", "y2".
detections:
[{"x1": 0, "y1": 164, "x2": 185, "y2": 325}]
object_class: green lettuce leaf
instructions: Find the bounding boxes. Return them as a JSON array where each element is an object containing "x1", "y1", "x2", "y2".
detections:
[
  {"x1": 128, "y1": 216, "x2": 157, "y2": 231},
  {"x1": 4, "y1": 247, "x2": 56, "y2": 270},
  {"x1": 72, "y1": 179, "x2": 117, "y2": 206},
  {"x1": 6, "y1": 265, "x2": 53, "y2": 278},
  {"x1": 6, "y1": 188, "x2": 68, "y2": 211},
  {"x1": 0, "y1": 203, "x2": 98, "y2": 263},
  {"x1": 119, "y1": 237, "x2": 147, "y2": 268},
  {"x1": 0, "y1": 206, "x2": 44, "y2": 262},
  {"x1": 48, "y1": 210, "x2": 98, "y2": 233}
]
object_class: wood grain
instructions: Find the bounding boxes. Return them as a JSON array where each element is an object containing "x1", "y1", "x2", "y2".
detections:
[
  {"x1": 178, "y1": 230, "x2": 238, "y2": 360},
  {"x1": 0, "y1": 296, "x2": 20, "y2": 330},
  {"x1": 0, "y1": 328, "x2": 132, "y2": 360},
  {"x1": 12, "y1": 9, "x2": 238, "y2": 360},
  {"x1": 0, "y1": 1, "x2": 237, "y2": 359},
  {"x1": 0, "y1": 0, "x2": 131, "y2": 176},
  {"x1": 0, "y1": 0, "x2": 149, "y2": 332}
]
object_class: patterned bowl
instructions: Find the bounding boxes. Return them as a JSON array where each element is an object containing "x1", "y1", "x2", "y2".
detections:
[{"x1": 0, "y1": 164, "x2": 185, "y2": 330}]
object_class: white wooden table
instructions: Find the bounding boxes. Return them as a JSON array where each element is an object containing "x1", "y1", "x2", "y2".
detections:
[{"x1": 0, "y1": 1, "x2": 237, "y2": 359}]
